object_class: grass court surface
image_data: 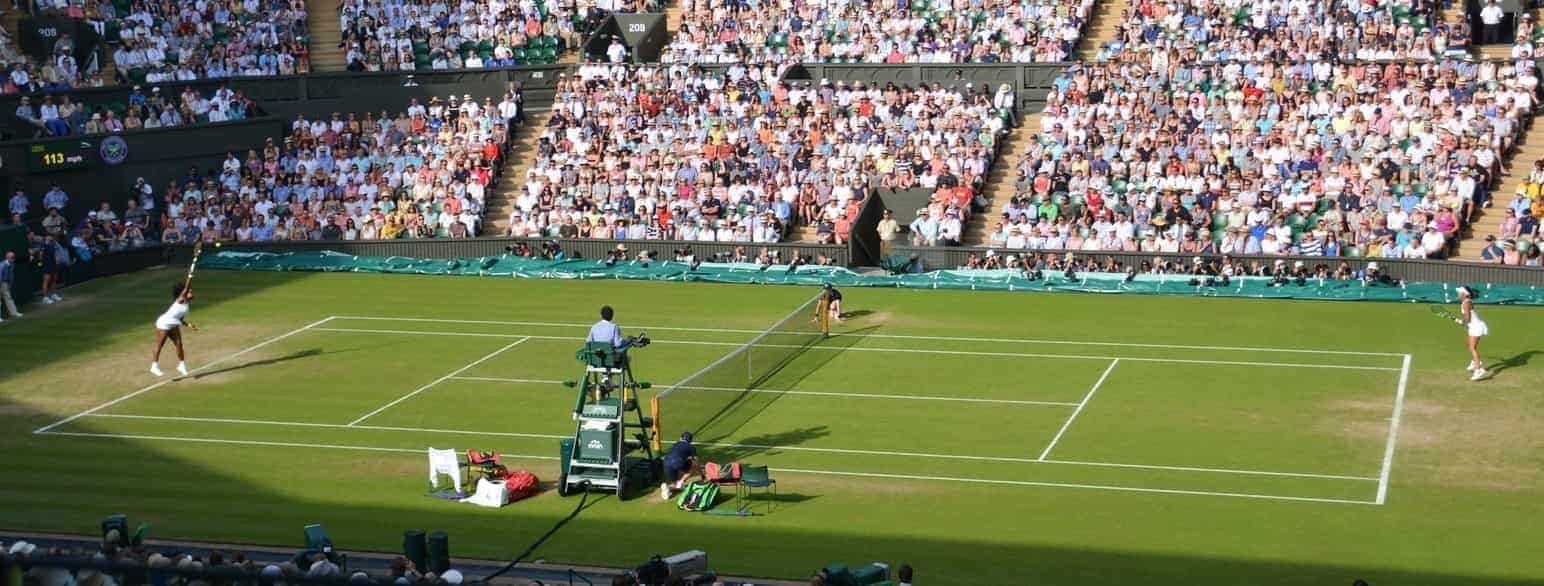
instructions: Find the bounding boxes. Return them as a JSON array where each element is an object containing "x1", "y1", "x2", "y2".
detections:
[{"x1": 2, "y1": 269, "x2": 1542, "y2": 584}]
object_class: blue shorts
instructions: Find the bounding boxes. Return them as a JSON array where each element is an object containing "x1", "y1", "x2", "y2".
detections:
[{"x1": 664, "y1": 457, "x2": 689, "y2": 482}]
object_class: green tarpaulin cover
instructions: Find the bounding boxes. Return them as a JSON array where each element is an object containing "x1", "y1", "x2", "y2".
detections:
[{"x1": 202, "y1": 250, "x2": 1543, "y2": 305}]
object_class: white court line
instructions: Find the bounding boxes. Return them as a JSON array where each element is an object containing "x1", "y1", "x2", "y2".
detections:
[
  {"x1": 450, "y1": 375, "x2": 1080, "y2": 407},
  {"x1": 1039, "y1": 359, "x2": 1119, "y2": 461},
  {"x1": 88, "y1": 413, "x2": 570, "y2": 440},
  {"x1": 330, "y1": 315, "x2": 1403, "y2": 357},
  {"x1": 36, "y1": 430, "x2": 559, "y2": 459},
  {"x1": 32, "y1": 316, "x2": 338, "y2": 434},
  {"x1": 775, "y1": 467, "x2": 1378, "y2": 506},
  {"x1": 346, "y1": 337, "x2": 531, "y2": 426},
  {"x1": 1376, "y1": 354, "x2": 1413, "y2": 505},
  {"x1": 312, "y1": 327, "x2": 1402, "y2": 372},
  {"x1": 75, "y1": 412, "x2": 1376, "y2": 482},
  {"x1": 33, "y1": 429, "x2": 1369, "y2": 505}
]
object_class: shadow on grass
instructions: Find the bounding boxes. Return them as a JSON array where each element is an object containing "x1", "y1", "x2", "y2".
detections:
[
  {"x1": 689, "y1": 326, "x2": 880, "y2": 448},
  {"x1": 1486, "y1": 349, "x2": 1540, "y2": 377},
  {"x1": 704, "y1": 425, "x2": 832, "y2": 462},
  {"x1": 840, "y1": 309, "x2": 875, "y2": 319},
  {"x1": 191, "y1": 348, "x2": 325, "y2": 379},
  {"x1": 8, "y1": 382, "x2": 1543, "y2": 586}
]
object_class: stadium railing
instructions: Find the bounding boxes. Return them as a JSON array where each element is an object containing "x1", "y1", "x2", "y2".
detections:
[
  {"x1": 168, "y1": 238, "x2": 851, "y2": 267},
  {"x1": 888, "y1": 245, "x2": 1544, "y2": 286}
]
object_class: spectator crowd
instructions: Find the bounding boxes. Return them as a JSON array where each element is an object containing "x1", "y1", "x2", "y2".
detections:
[
  {"x1": 961, "y1": 57, "x2": 1534, "y2": 261},
  {"x1": 11, "y1": 84, "x2": 261, "y2": 138},
  {"x1": 334, "y1": 0, "x2": 669, "y2": 71},
  {"x1": 0, "y1": 537, "x2": 477, "y2": 586},
  {"x1": 502, "y1": 63, "x2": 1006, "y2": 244},
  {"x1": 1089, "y1": 0, "x2": 1472, "y2": 64},
  {"x1": 661, "y1": 0, "x2": 1094, "y2": 64},
  {"x1": 108, "y1": 0, "x2": 311, "y2": 83},
  {"x1": 5, "y1": 89, "x2": 521, "y2": 252}
]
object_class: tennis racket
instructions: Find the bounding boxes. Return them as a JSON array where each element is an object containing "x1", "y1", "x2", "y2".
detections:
[
  {"x1": 1429, "y1": 304, "x2": 1460, "y2": 321},
  {"x1": 184, "y1": 241, "x2": 204, "y2": 289}
]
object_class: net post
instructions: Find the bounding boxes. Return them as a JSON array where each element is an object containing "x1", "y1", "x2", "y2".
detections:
[
  {"x1": 819, "y1": 296, "x2": 831, "y2": 337},
  {"x1": 650, "y1": 397, "x2": 661, "y2": 452}
]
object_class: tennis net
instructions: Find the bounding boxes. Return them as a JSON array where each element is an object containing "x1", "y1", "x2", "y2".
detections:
[{"x1": 652, "y1": 291, "x2": 827, "y2": 445}]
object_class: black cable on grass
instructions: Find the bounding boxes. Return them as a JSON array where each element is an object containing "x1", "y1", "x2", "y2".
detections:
[{"x1": 479, "y1": 481, "x2": 591, "y2": 582}]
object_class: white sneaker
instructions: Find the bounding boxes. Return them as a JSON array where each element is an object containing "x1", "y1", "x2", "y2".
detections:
[
  {"x1": 176, "y1": 362, "x2": 189, "y2": 376},
  {"x1": 1471, "y1": 368, "x2": 1486, "y2": 381},
  {"x1": 42, "y1": 297, "x2": 54, "y2": 305},
  {"x1": 150, "y1": 363, "x2": 164, "y2": 377},
  {"x1": 10, "y1": 313, "x2": 19, "y2": 318},
  {"x1": 660, "y1": 483, "x2": 670, "y2": 500},
  {"x1": 1466, "y1": 362, "x2": 1477, "y2": 371},
  {"x1": 49, "y1": 295, "x2": 61, "y2": 302}
]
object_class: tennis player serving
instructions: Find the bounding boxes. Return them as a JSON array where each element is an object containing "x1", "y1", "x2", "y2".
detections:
[
  {"x1": 150, "y1": 283, "x2": 198, "y2": 377},
  {"x1": 1455, "y1": 286, "x2": 1489, "y2": 381}
]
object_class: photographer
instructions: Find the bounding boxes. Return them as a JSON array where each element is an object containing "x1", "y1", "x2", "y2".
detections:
[
  {"x1": 605, "y1": 243, "x2": 628, "y2": 265},
  {"x1": 541, "y1": 240, "x2": 564, "y2": 260}
]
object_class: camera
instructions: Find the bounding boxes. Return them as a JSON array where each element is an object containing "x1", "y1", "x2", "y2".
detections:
[{"x1": 632, "y1": 331, "x2": 651, "y2": 348}]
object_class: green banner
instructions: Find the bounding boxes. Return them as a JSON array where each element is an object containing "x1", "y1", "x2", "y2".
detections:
[{"x1": 202, "y1": 250, "x2": 1543, "y2": 305}]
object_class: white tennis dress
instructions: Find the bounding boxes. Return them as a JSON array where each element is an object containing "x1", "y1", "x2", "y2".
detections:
[
  {"x1": 156, "y1": 301, "x2": 190, "y2": 331},
  {"x1": 1467, "y1": 305, "x2": 1488, "y2": 337}
]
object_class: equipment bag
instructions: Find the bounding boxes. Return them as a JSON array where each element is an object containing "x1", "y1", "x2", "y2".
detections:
[
  {"x1": 503, "y1": 471, "x2": 540, "y2": 502},
  {"x1": 675, "y1": 482, "x2": 720, "y2": 511},
  {"x1": 704, "y1": 462, "x2": 742, "y2": 484}
]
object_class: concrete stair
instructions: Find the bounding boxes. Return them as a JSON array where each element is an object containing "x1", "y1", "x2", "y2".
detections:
[
  {"x1": 484, "y1": 110, "x2": 552, "y2": 237},
  {"x1": 1453, "y1": 116, "x2": 1544, "y2": 259},
  {"x1": 786, "y1": 224, "x2": 819, "y2": 242},
  {"x1": 2, "y1": 8, "x2": 21, "y2": 45},
  {"x1": 664, "y1": 0, "x2": 685, "y2": 37},
  {"x1": 307, "y1": 0, "x2": 346, "y2": 72},
  {"x1": 1076, "y1": 0, "x2": 1129, "y2": 61},
  {"x1": 963, "y1": 112, "x2": 1040, "y2": 247}
]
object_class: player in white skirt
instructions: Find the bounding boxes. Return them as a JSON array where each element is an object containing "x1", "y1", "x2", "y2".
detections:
[
  {"x1": 1456, "y1": 286, "x2": 1488, "y2": 381},
  {"x1": 150, "y1": 283, "x2": 198, "y2": 377}
]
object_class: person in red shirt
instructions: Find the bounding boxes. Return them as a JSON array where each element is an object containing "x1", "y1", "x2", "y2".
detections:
[{"x1": 481, "y1": 139, "x2": 501, "y2": 164}]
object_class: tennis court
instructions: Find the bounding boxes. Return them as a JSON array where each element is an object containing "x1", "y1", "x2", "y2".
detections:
[{"x1": 35, "y1": 301, "x2": 1411, "y2": 506}]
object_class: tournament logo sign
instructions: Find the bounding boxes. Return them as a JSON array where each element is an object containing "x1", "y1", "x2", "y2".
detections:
[{"x1": 100, "y1": 135, "x2": 129, "y2": 166}]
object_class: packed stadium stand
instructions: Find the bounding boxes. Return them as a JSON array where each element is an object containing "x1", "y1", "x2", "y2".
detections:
[{"x1": 1, "y1": 0, "x2": 1540, "y2": 263}]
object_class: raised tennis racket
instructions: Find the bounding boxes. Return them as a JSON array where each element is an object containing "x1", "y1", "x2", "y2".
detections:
[
  {"x1": 1429, "y1": 304, "x2": 1460, "y2": 321},
  {"x1": 184, "y1": 241, "x2": 204, "y2": 289}
]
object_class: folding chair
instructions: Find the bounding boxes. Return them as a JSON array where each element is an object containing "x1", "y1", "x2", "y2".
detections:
[
  {"x1": 737, "y1": 466, "x2": 777, "y2": 514},
  {"x1": 297, "y1": 524, "x2": 348, "y2": 571},
  {"x1": 466, "y1": 449, "x2": 508, "y2": 484},
  {"x1": 428, "y1": 447, "x2": 465, "y2": 493}
]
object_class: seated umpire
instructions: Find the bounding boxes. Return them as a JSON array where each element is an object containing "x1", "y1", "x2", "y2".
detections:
[
  {"x1": 661, "y1": 432, "x2": 701, "y2": 500},
  {"x1": 587, "y1": 305, "x2": 635, "y2": 350}
]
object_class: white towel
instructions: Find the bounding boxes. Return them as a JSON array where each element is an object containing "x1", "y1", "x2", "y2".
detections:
[
  {"x1": 460, "y1": 478, "x2": 510, "y2": 508},
  {"x1": 428, "y1": 448, "x2": 462, "y2": 493}
]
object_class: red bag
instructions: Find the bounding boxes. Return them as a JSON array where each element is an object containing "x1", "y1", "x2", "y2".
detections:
[
  {"x1": 704, "y1": 462, "x2": 742, "y2": 484},
  {"x1": 503, "y1": 471, "x2": 540, "y2": 501}
]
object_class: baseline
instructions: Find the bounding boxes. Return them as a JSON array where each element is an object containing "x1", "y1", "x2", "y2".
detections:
[{"x1": 1375, "y1": 354, "x2": 1413, "y2": 505}]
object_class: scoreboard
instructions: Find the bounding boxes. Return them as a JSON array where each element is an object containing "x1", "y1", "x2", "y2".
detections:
[
  {"x1": 23, "y1": 136, "x2": 129, "y2": 174},
  {"x1": 27, "y1": 139, "x2": 95, "y2": 173}
]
